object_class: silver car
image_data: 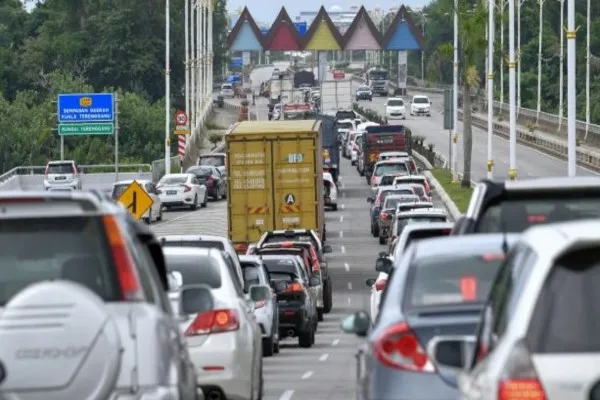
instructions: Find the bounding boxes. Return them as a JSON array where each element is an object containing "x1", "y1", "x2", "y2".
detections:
[
  {"x1": 0, "y1": 190, "x2": 199, "y2": 399},
  {"x1": 43, "y1": 160, "x2": 82, "y2": 190}
]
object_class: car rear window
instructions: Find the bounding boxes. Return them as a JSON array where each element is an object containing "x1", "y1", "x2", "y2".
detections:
[
  {"x1": 221, "y1": 84, "x2": 232, "y2": 90},
  {"x1": 199, "y1": 156, "x2": 225, "y2": 167},
  {"x1": 411, "y1": 185, "x2": 426, "y2": 197},
  {"x1": 380, "y1": 174, "x2": 407, "y2": 186},
  {"x1": 262, "y1": 258, "x2": 298, "y2": 276},
  {"x1": 527, "y1": 247, "x2": 600, "y2": 353},
  {"x1": 164, "y1": 253, "x2": 222, "y2": 289},
  {"x1": 112, "y1": 184, "x2": 129, "y2": 200},
  {"x1": 405, "y1": 253, "x2": 505, "y2": 308},
  {"x1": 0, "y1": 217, "x2": 119, "y2": 305},
  {"x1": 187, "y1": 167, "x2": 212, "y2": 177},
  {"x1": 336, "y1": 111, "x2": 355, "y2": 120},
  {"x1": 398, "y1": 204, "x2": 433, "y2": 212},
  {"x1": 161, "y1": 240, "x2": 225, "y2": 250},
  {"x1": 401, "y1": 216, "x2": 448, "y2": 225},
  {"x1": 159, "y1": 176, "x2": 187, "y2": 185},
  {"x1": 475, "y1": 197, "x2": 600, "y2": 233},
  {"x1": 404, "y1": 229, "x2": 451, "y2": 250},
  {"x1": 375, "y1": 163, "x2": 408, "y2": 176},
  {"x1": 47, "y1": 163, "x2": 73, "y2": 174},
  {"x1": 384, "y1": 196, "x2": 415, "y2": 209},
  {"x1": 380, "y1": 191, "x2": 418, "y2": 204},
  {"x1": 263, "y1": 235, "x2": 316, "y2": 249}
]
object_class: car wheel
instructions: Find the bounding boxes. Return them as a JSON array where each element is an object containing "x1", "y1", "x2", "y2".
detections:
[
  {"x1": 191, "y1": 195, "x2": 197, "y2": 210},
  {"x1": 201, "y1": 192, "x2": 208, "y2": 207},
  {"x1": 323, "y1": 280, "x2": 333, "y2": 313},
  {"x1": 379, "y1": 236, "x2": 387, "y2": 245},
  {"x1": 157, "y1": 207, "x2": 163, "y2": 221},
  {"x1": 317, "y1": 308, "x2": 324, "y2": 321},
  {"x1": 298, "y1": 326, "x2": 312, "y2": 348},
  {"x1": 145, "y1": 209, "x2": 152, "y2": 224},
  {"x1": 331, "y1": 204, "x2": 337, "y2": 211},
  {"x1": 373, "y1": 224, "x2": 380, "y2": 237},
  {"x1": 262, "y1": 335, "x2": 274, "y2": 357},
  {"x1": 221, "y1": 186, "x2": 227, "y2": 199}
]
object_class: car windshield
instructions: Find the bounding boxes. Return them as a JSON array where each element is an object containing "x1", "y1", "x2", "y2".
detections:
[
  {"x1": 186, "y1": 167, "x2": 212, "y2": 177},
  {"x1": 0, "y1": 216, "x2": 119, "y2": 306},
  {"x1": 159, "y1": 176, "x2": 187, "y2": 185},
  {"x1": 199, "y1": 156, "x2": 224, "y2": 167},
  {"x1": 47, "y1": 163, "x2": 73, "y2": 174},
  {"x1": 375, "y1": 163, "x2": 408, "y2": 176},
  {"x1": 111, "y1": 184, "x2": 129, "y2": 199},
  {"x1": 380, "y1": 173, "x2": 407, "y2": 186},
  {"x1": 336, "y1": 122, "x2": 352, "y2": 130},
  {"x1": 380, "y1": 191, "x2": 418, "y2": 204},
  {"x1": 161, "y1": 240, "x2": 225, "y2": 250},
  {"x1": 413, "y1": 97, "x2": 429, "y2": 104},
  {"x1": 387, "y1": 99, "x2": 404, "y2": 106},
  {"x1": 222, "y1": 84, "x2": 232, "y2": 90},
  {"x1": 164, "y1": 253, "x2": 222, "y2": 290},
  {"x1": 475, "y1": 197, "x2": 600, "y2": 233},
  {"x1": 405, "y1": 253, "x2": 505, "y2": 308}
]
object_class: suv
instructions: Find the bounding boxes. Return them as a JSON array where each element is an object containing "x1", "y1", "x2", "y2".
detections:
[
  {"x1": 452, "y1": 177, "x2": 600, "y2": 234},
  {"x1": 0, "y1": 190, "x2": 199, "y2": 399},
  {"x1": 43, "y1": 160, "x2": 82, "y2": 190}
]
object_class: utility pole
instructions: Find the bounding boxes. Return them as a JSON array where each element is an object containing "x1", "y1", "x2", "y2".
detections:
[
  {"x1": 164, "y1": 0, "x2": 171, "y2": 174},
  {"x1": 487, "y1": 0, "x2": 495, "y2": 179},
  {"x1": 184, "y1": 0, "x2": 190, "y2": 172},
  {"x1": 557, "y1": 0, "x2": 565, "y2": 132},
  {"x1": 566, "y1": 0, "x2": 576, "y2": 175},
  {"x1": 517, "y1": 0, "x2": 524, "y2": 114},
  {"x1": 585, "y1": 0, "x2": 590, "y2": 141},
  {"x1": 508, "y1": 0, "x2": 517, "y2": 179},
  {"x1": 497, "y1": 0, "x2": 506, "y2": 116},
  {"x1": 536, "y1": 0, "x2": 545, "y2": 124},
  {"x1": 452, "y1": 0, "x2": 459, "y2": 182},
  {"x1": 190, "y1": 0, "x2": 196, "y2": 135}
]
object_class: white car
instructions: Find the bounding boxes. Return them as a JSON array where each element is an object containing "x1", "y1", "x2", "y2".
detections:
[
  {"x1": 220, "y1": 83, "x2": 235, "y2": 98},
  {"x1": 390, "y1": 221, "x2": 453, "y2": 259},
  {"x1": 111, "y1": 179, "x2": 162, "y2": 223},
  {"x1": 366, "y1": 260, "x2": 393, "y2": 324},
  {"x1": 370, "y1": 159, "x2": 411, "y2": 186},
  {"x1": 410, "y1": 95, "x2": 431, "y2": 116},
  {"x1": 43, "y1": 160, "x2": 82, "y2": 191},
  {"x1": 164, "y1": 247, "x2": 263, "y2": 400},
  {"x1": 157, "y1": 173, "x2": 207, "y2": 210},
  {"x1": 377, "y1": 151, "x2": 410, "y2": 162},
  {"x1": 385, "y1": 97, "x2": 406, "y2": 120},
  {"x1": 323, "y1": 172, "x2": 338, "y2": 211},
  {"x1": 198, "y1": 153, "x2": 226, "y2": 175}
]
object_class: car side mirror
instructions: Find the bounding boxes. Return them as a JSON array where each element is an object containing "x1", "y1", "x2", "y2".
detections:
[
  {"x1": 323, "y1": 245, "x2": 333, "y2": 254},
  {"x1": 309, "y1": 277, "x2": 321, "y2": 287},
  {"x1": 249, "y1": 285, "x2": 271, "y2": 302},
  {"x1": 378, "y1": 251, "x2": 389, "y2": 258},
  {"x1": 340, "y1": 311, "x2": 371, "y2": 337},
  {"x1": 365, "y1": 278, "x2": 376, "y2": 287},
  {"x1": 271, "y1": 280, "x2": 288, "y2": 293},
  {"x1": 375, "y1": 257, "x2": 393, "y2": 274},
  {"x1": 179, "y1": 284, "x2": 214, "y2": 315},
  {"x1": 156, "y1": 189, "x2": 162, "y2": 194},
  {"x1": 427, "y1": 335, "x2": 477, "y2": 388},
  {"x1": 367, "y1": 197, "x2": 374, "y2": 203}
]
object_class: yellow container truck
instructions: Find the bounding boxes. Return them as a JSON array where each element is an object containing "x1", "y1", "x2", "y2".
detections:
[{"x1": 226, "y1": 120, "x2": 325, "y2": 254}]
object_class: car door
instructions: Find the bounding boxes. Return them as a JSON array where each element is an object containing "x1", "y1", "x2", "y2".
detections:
[{"x1": 145, "y1": 183, "x2": 160, "y2": 218}]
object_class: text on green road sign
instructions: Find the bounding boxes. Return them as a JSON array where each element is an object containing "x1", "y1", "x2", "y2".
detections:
[{"x1": 58, "y1": 123, "x2": 115, "y2": 136}]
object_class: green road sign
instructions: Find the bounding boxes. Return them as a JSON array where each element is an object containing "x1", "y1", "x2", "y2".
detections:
[{"x1": 58, "y1": 123, "x2": 114, "y2": 136}]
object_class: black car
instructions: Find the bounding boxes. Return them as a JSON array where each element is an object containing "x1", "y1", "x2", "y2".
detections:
[
  {"x1": 261, "y1": 255, "x2": 319, "y2": 348},
  {"x1": 355, "y1": 86, "x2": 373, "y2": 101},
  {"x1": 185, "y1": 165, "x2": 226, "y2": 200}
]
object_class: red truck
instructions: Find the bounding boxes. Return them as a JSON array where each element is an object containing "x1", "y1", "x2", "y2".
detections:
[{"x1": 361, "y1": 125, "x2": 412, "y2": 180}]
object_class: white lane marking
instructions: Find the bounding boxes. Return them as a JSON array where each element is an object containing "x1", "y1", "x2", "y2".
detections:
[
  {"x1": 348, "y1": 282, "x2": 353, "y2": 290},
  {"x1": 319, "y1": 353, "x2": 329, "y2": 362},
  {"x1": 340, "y1": 215, "x2": 344, "y2": 223},
  {"x1": 341, "y1": 245, "x2": 346, "y2": 254},
  {"x1": 301, "y1": 371, "x2": 313, "y2": 380},
  {"x1": 342, "y1": 191, "x2": 346, "y2": 199},
  {"x1": 348, "y1": 297, "x2": 352, "y2": 304},
  {"x1": 344, "y1": 262, "x2": 350, "y2": 271},
  {"x1": 154, "y1": 209, "x2": 198, "y2": 225},
  {"x1": 279, "y1": 389, "x2": 295, "y2": 400},
  {"x1": 339, "y1": 230, "x2": 343, "y2": 238},
  {"x1": 332, "y1": 339, "x2": 340, "y2": 346},
  {"x1": 341, "y1": 204, "x2": 345, "y2": 210}
]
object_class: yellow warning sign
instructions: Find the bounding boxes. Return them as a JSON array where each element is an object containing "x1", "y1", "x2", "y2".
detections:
[{"x1": 117, "y1": 181, "x2": 154, "y2": 220}]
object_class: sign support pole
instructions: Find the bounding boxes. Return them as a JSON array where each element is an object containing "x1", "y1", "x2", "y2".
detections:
[
  {"x1": 60, "y1": 136, "x2": 64, "y2": 160},
  {"x1": 165, "y1": 0, "x2": 171, "y2": 175},
  {"x1": 115, "y1": 92, "x2": 119, "y2": 181}
]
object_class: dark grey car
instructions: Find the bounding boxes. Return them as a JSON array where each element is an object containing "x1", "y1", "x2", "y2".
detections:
[{"x1": 341, "y1": 234, "x2": 518, "y2": 400}]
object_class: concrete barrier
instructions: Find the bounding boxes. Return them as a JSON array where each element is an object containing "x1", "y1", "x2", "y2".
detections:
[{"x1": 0, "y1": 172, "x2": 152, "y2": 192}]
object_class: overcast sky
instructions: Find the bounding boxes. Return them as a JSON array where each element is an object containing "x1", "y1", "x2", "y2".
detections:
[{"x1": 227, "y1": 1, "x2": 430, "y2": 24}]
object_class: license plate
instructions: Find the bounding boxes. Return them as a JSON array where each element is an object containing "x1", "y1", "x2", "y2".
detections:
[
  {"x1": 55, "y1": 176, "x2": 66, "y2": 180},
  {"x1": 166, "y1": 190, "x2": 177, "y2": 195},
  {"x1": 278, "y1": 300, "x2": 287, "y2": 305}
]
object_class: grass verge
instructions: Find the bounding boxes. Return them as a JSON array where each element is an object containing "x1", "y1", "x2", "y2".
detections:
[{"x1": 430, "y1": 168, "x2": 473, "y2": 213}]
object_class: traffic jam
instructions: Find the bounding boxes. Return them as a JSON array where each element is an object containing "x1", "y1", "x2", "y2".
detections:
[{"x1": 0, "y1": 106, "x2": 599, "y2": 400}]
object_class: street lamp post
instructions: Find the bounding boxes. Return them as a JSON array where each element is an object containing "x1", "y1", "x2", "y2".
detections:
[
  {"x1": 487, "y1": 0, "x2": 495, "y2": 179},
  {"x1": 497, "y1": 0, "x2": 506, "y2": 116},
  {"x1": 421, "y1": 13, "x2": 427, "y2": 82},
  {"x1": 566, "y1": 0, "x2": 576, "y2": 175},
  {"x1": 185, "y1": 0, "x2": 190, "y2": 132},
  {"x1": 164, "y1": 0, "x2": 171, "y2": 174},
  {"x1": 585, "y1": 0, "x2": 590, "y2": 140},
  {"x1": 536, "y1": 0, "x2": 546, "y2": 124},
  {"x1": 508, "y1": 0, "x2": 517, "y2": 179},
  {"x1": 557, "y1": 0, "x2": 565, "y2": 132},
  {"x1": 452, "y1": 0, "x2": 458, "y2": 181},
  {"x1": 190, "y1": 0, "x2": 196, "y2": 133},
  {"x1": 517, "y1": 0, "x2": 524, "y2": 114}
]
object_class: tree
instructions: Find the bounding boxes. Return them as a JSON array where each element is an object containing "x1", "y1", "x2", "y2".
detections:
[{"x1": 213, "y1": 0, "x2": 228, "y2": 78}]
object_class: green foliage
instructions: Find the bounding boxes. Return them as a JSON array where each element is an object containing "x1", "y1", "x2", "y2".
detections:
[
  {"x1": 208, "y1": 133, "x2": 222, "y2": 146},
  {"x1": 0, "y1": 0, "x2": 229, "y2": 172}
]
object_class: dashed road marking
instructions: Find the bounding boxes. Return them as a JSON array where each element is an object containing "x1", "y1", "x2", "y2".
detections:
[
  {"x1": 340, "y1": 215, "x2": 344, "y2": 223},
  {"x1": 341, "y1": 245, "x2": 346, "y2": 254},
  {"x1": 332, "y1": 339, "x2": 340, "y2": 346},
  {"x1": 342, "y1": 191, "x2": 347, "y2": 199},
  {"x1": 344, "y1": 262, "x2": 350, "y2": 271},
  {"x1": 341, "y1": 204, "x2": 345, "y2": 210},
  {"x1": 319, "y1": 353, "x2": 329, "y2": 362},
  {"x1": 279, "y1": 389, "x2": 295, "y2": 400},
  {"x1": 348, "y1": 297, "x2": 352, "y2": 304},
  {"x1": 339, "y1": 230, "x2": 343, "y2": 238},
  {"x1": 301, "y1": 371, "x2": 313, "y2": 380},
  {"x1": 348, "y1": 282, "x2": 353, "y2": 290}
]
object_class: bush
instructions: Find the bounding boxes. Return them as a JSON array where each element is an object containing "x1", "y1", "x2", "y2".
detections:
[
  {"x1": 209, "y1": 133, "x2": 222, "y2": 147},
  {"x1": 240, "y1": 99, "x2": 249, "y2": 107}
]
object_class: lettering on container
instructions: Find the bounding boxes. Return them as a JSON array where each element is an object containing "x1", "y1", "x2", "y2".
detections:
[
  {"x1": 278, "y1": 166, "x2": 311, "y2": 185},
  {"x1": 282, "y1": 217, "x2": 300, "y2": 224},
  {"x1": 287, "y1": 153, "x2": 304, "y2": 163},
  {"x1": 233, "y1": 152, "x2": 266, "y2": 165},
  {"x1": 231, "y1": 169, "x2": 266, "y2": 190}
]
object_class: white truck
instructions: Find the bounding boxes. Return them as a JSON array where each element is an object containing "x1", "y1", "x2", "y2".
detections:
[
  {"x1": 269, "y1": 78, "x2": 293, "y2": 103},
  {"x1": 319, "y1": 79, "x2": 353, "y2": 117},
  {"x1": 281, "y1": 88, "x2": 311, "y2": 119}
]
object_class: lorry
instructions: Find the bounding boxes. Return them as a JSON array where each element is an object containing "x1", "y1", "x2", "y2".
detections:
[
  {"x1": 361, "y1": 125, "x2": 412, "y2": 179},
  {"x1": 319, "y1": 79, "x2": 353, "y2": 117},
  {"x1": 226, "y1": 120, "x2": 326, "y2": 254},
  {"x1": 293, "y1": 70, "x2": 316, "y2": 88},
  {"x1": 281, "y1": 87, "x2": 312, "y2": 119},
  {"x1": 316, "y1": 115, "x2": 340, "y2": 183},
  {"x1": 366, "y1": 68, "x2": 389, "y2": 96},
  {"x1": 269, "y1": 78, "x2": 293, "y2": 104}
]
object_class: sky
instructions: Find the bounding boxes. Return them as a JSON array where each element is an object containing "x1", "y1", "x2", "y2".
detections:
[{"x1": 227, "y1": 1, "x2": 431, "y2": 24}]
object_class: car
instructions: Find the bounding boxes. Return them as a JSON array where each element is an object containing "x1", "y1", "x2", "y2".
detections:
[
  {"x1": 385, "y1": 97, "x2": 406, "y2": 120},
  {"x1": 408, "y1": 182, "x2": 431, "y2": 202},
  {"x1": 429, "y1": 220, "x2": 600, "y2": 399},
  {"x1": 370, "y1": 159, "x2": 411, "y2": 186},
  {"x1": 350, "y1": 132, "x2": 364, "y2": 166},
  {"x1": 156, "y1": 173, "x2": 207, "y2": 210},
  {"x1": 220, "y1": 83, "x2": 235, "y2": 97},
  {"x1": 335, "y1": 119, "x2": 356, "y2": 140},
  {"x1": 368, "y1": 186, "x2": 420, "y2": 237},
  {"x1": 0, "y1": 190, "x2": 200, "y2": 399},
  {"x1": 366, "y1": 253, "x2": 394, "y2": 323},
  {"x1": 158, "y1": 234, "x2": 246, "y2": 293},
  {"x1": 343, "y1": 234, "x2": 518, "y2": 400},
  {"x1": 390, "y1": 221, "x2": 454, "y2": 257},
  {"x1": 111, "y1": 179, "x2": 163, "y2": 223},
  {"x1": 387, "y1": 208, "x2": 450, "y2": 245},
  {"x1": 240, "y1": 255, "x2": 284, "y2": 357},
  {"x1": 393, "y1": 175, "x2": 431, "y2": 195},
  {"x1": 377, "y1": 151, "x2": 410, "y2": 162},
  {"x1": 43, "y1": 160, "x2": 82, "y2": 190},
  {"x1": 377, "y1": 193, "x2": 421, "y2": 244},
  {"x1": 185, "y1": 165, "x2": 227, "y2": 200},
  {"x1": 452, "y1": 177, "x2": 600, "y2": 234},
  {"x1": 261, "y1": 255, "x2": 320, "y2": 347},
  {"x1": 372, "y1": 171, "x2": 412, "y2": 194},
  {"x1": 410, "y1": 95, "x2": 432, "y2": 116},
  {"x1": 355, "y1": 85, "x2": 373, "y2": 101},
  {"x1": 323, "y1": 171, "x2": 338, "y2": 211},
  {"x1": 198, "y1": 153, "x2": 226, "y2": 175},
  {"x1": 163, "y1": 246, "x2": 263, "y2": 400}
]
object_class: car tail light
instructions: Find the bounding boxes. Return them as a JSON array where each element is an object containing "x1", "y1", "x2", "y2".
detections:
[
  {"x1": 286, "y1": 282, "x2": 304, "y2": 292},
  {"x1": 234, "y1": 243, "x2": 248, "y2": 254},
  {"x1": 71, "y1": 164, "x2": 77, "y2": 174},
  {"x1": 497, "y1": 340, "x2": 547, "y2": 400},
  {"x1": 184, "y1": 309, "x2": 240, "y2": 336},
  {"x1": 460, "y1": 275, "x2": 478, "y2": 301},
  {"x1": 206, "y1": 176, "x2": 214, "y2": 185},
  {"x1": 527, "y1": 215, "x2": 547, "y2": 223},
  {"x1": 254, "y1": 300, "x2": 267, "y2": 309},
  {"x1": 183, "y1": 185, "x2": 192, "y2": 192},
  {"x1": 371, "y1": 176, "x2": 377, "y2": 185},
  {"x1": 102, "y1": 215, "x2": 144, "y2": 301},
  {"x1": 380, "y1": 212, "x2": 391, "y2": 221},
  {"x1": 373, "y1": 322, "x2": 435, "y2": 372},
  {"x1": 375, "y1": 279, "x2": 387, "y2": 291}
]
